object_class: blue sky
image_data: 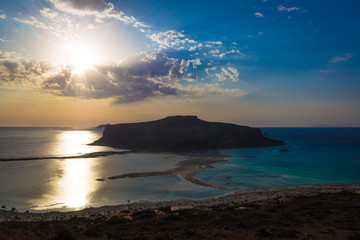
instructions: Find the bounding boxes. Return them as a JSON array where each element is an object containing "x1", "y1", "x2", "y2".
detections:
[{"x1": 0, "y1": 0, "x2": 359, "y2": 127}]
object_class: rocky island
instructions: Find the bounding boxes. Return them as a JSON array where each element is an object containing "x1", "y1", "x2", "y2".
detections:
[{"x1": 92, "y1": 115, "x2": 284, "y2": 151}]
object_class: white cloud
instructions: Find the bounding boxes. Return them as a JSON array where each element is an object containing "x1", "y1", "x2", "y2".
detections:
[
  {"x1": 276, "y1": 5, "x2": 300, "y2": 12},
  {"x1": 216, "y1": 66, "x2": 240, "y2": 82},
  {"x1": 320, "y1": 69, "x2": 336, "y2": 74},
  {"x1": 255, "y1": 12, "x2": 264, "y2": 18},
  {"x1": 40, "y1": 8, "x2": 58, "y2": 19},
  {"x1": 0, "y1": 14, "x2": 6, "y2": 20},
  {"x1": 14, "y1": 16, "x2": 50, "y2": 31},
  {"x1": 148, "y1": 30, "x2": 196, "y2": 49},
  {"x1": 190, "y1": 58, "x2": 202, "y2": 68},
  {"x1": 205, "y1": 67, "x2": 217, "y2": 74},
  {"x1": 227, "y1": 67, "x2": 239, "y2": 80},
  {"x1": 216, "y1": 73, "x2": 227, "y2": 81},
  {"x1": 209, "y1": 49, "x2": 220, "y2": 55},
  {"x1": 0, "y1": 37, "x2": 10, "y2": 42},
  {"x1": 49, "y1": 0, "x2": 149, "y2": 28},
  {"x1": 329, "y1": 53, "x2": 354, "y2": 63},
  {"x1": 189, "y1": 43, "x2": 203, "y2": 51},
  {"x1": 207, "y1": 41, "x2": 223, "y2": 45}
]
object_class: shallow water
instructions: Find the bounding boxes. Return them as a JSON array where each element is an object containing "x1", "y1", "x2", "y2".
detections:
[
  {"x1": 0, "y1": 127, "x2": 359, "y2": 212},
  {"x1": 194, "y1": 128, "x2": 360, "y2": 190},
  {"x1": 0, "y1": 128, "x2": 223, "y2": 212}
]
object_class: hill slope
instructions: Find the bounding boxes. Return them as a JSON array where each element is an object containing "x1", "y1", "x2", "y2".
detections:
[{"x1": 92, "y1": 116, "x2": 284, "y2": 151}]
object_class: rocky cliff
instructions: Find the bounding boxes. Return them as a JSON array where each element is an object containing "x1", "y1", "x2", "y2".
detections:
[{"x1": 92, "y1": 116, "x2": 284, "y2": 151}]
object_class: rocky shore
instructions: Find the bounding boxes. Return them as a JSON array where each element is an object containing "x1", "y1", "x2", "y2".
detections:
[{"x1": 1, "y1": 185, "x2": 359, "y2": 223}]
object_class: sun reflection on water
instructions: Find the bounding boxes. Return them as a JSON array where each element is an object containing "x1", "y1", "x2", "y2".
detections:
[
  {"x1": 31, "y1": 130, "x2": 105, "y2": 211},
  {"x1": 54, "y1": 130, "x2": 106, "y2": 156}
]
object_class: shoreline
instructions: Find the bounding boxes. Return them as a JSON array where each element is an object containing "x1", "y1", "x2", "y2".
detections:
[{"x1": 1, "y1": 184, "x2": 359, "y2": 222}]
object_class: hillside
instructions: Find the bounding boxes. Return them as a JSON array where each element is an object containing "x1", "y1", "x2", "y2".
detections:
[{"x1": 92, "y1": 116, "x2": 284, "y2": 151}]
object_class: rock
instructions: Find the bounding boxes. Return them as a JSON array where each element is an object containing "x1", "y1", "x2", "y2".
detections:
[{"x1": 92, "y1": 116, "x2": 284, "y2": 152}]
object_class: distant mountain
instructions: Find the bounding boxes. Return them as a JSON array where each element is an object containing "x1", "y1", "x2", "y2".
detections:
[
  {"x1": 94, "y1": 124, "x2": 111, "y2": 129},
  {"x1": 312, "y1": 125, "x2": 340, "y2": 128},
  {"x1": 92, "y1": 116, "x2": 284, "y2": 152}
]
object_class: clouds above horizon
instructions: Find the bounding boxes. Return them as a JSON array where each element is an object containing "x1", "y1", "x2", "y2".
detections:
[
  {"x1": 1, "y1": 0, "x2": 247, "y2": 105},
  {"x1": 329, "y1": 53, "x2": 354, "y2": 63},
  {"x1": 49, "y1": 0, "x2": 149, "y2": 28},
  {"x1": 0, "y1": 51, "x2": 245, "y2": 103},
  {"x1": 276, "y1": 5, "x2": 300, "y2": 12}
]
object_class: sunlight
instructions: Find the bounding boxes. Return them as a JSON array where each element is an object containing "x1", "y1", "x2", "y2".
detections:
[
  {"x1": 54, "y1": 130, "x2": 104, "y2": 156},
  {"x1": 65, "y1": 43, "x2": 94, "y2": 74},
  {"x1": 31, "y1": 158, "x2": 100, "y2": 210},
  {"x1": 57, "y1": 158, "x2": 98, "y2": 208},
  {"x1": 30, "y1": 130, "x2": 106, "y2": 211}
]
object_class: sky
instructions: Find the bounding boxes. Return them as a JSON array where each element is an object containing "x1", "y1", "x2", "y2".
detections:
[{"x1": 0, "y1": 0, "x2": 359, "y2": 127}]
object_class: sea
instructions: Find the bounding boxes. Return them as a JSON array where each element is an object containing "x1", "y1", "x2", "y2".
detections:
[{"x1": 0, "y1": 127, "x2": 359, "y2": 212}]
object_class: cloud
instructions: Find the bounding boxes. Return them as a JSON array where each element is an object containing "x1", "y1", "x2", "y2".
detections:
[
  {"x1": 276, "y1": 5, "x2": 300, "y2": 12},
  {"x1": 329, "y1": 53, "x2": 354, "y2": 63},
  {"x1": 1, "y1": 50, "x2": 244, "y2": 103},
  {"x1": 0, "y1": 37, "x2": 10, "y2": 42},
  {"x1": 189, "y1": 59, "x2": 202, "y2": 69},
  {"x1": 319, "y1": 69, "x2": 336, "y2": 74},
  {"x1": 40, "y1": 8, "x2": 59, "y2": 19},
  {"x1": 216, "y1": 66, "x2": 240, "y2": 82},
  {"x1": 42, "y1": 52, "x2": 241, "y2": 103},
  {"x1": 148, "y1": 30, "x2": 196, "y2": 49},
  {"x1": 0, "y1": 14, "x2": 6, "y2": 20},
  {"x1": 189, "y1": 43, "x2": 203, "y2": 51},
  {"x1": 49, "y1": 0, "x2": 149, "y2": 28},
  {"x1": 14, "y1": 16, "x2": 50, "y2": 31},
  {"x1": 205, "y1": 67, "x2": 217, "y2": 74},
  {"x1": 255, "y1": 12, "x2": 264, "y2": 18},
  {"x1": 207, "y1": 41, "x2": 223, "y2": 45},
  {"x1": 50, "y1": 0, "x2": 114, "y2": 14},
  {"x1": 0, "y1": 51, "x2": 53, "y2": 84}
]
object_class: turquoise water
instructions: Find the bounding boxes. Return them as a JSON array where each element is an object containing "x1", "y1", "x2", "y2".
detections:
[
  {"x1": 194, "y1": 128, "x2": 360, "y2": 190},
  {"x1": 0, "y1": 127, "x2": 359, "y2": 212}
]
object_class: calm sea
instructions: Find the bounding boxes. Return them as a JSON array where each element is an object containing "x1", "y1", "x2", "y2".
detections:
[{"x1": 0, "y1": 127, "x2": 359, "y2": 212}]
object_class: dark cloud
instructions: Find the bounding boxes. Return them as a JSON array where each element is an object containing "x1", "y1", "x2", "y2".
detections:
[
  {"x1": 0, "y1": 51, "x2": 52, "y2": 83},
  {"x1": 1, "y1": 51, "x2": 245, "y2": 103},
  {"x1": 42, "y1": 52, "x2": 183, "y2": 103}
]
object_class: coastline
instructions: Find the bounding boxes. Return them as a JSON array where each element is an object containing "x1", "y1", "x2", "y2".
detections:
[{"x1": 1, "y1": 184, "x2": 359, "y2": 222}]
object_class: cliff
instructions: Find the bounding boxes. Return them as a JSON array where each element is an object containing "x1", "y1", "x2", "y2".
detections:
[{"x1": 92, "y1": 116, "x2": 284, "y2": 151}]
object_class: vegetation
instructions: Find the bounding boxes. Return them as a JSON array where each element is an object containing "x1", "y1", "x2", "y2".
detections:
[{"x1": 0, "y1": 191, "x2": 359, "y2": 240}]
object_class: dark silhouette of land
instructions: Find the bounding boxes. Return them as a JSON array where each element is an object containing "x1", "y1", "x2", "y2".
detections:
[
  {"x1": 92, "y1": 115, "x2": 284, "y2": 151},
  {"x1": 1, "y1": 186, "x2": 360, "y2": 240}
]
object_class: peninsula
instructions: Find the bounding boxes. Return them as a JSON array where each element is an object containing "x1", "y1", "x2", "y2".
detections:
[{"x1": 92, "y1": 115, "x2": 284, "y2": 151}]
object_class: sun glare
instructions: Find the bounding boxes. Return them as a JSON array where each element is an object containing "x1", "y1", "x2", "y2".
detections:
[{"x1": 65, "y1": 44, "x2": 94, "y2": 74}]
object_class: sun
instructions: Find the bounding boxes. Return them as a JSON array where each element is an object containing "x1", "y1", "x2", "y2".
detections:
[{"x1": 65, "y1": 44, "x2": 94, "y2": 74}]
